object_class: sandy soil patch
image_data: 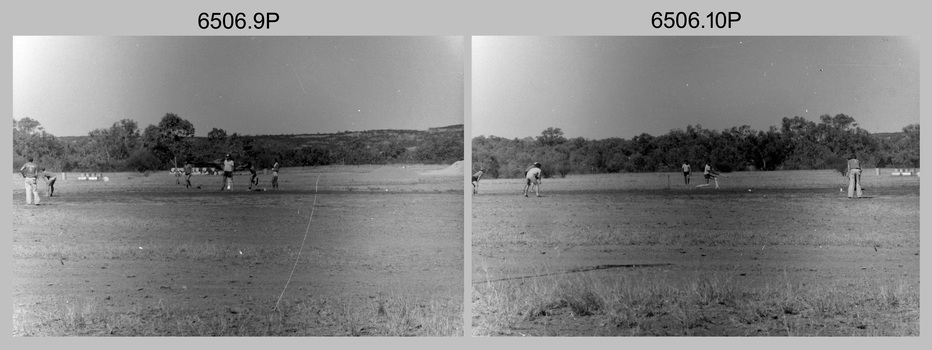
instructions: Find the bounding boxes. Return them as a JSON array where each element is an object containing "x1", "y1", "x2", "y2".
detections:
[
  {"x1": 472, "y1": 171, "x2": 919, "y2": 336},
  {"x1": 12, "y1": 166, "x2": 463, "y2": 336}
]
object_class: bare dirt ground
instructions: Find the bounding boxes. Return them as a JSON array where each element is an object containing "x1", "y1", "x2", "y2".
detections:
[
  {"x1": 472, "y1": 170, "x2": 920, "y2": 336},
  {"x1": 12, "y1": 164, "x2": 463, "y2": 336}
]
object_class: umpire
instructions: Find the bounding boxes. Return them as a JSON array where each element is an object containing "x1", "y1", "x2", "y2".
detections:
[{"x1": 19, "y1": 157, "x2": 41, "y2": 205}]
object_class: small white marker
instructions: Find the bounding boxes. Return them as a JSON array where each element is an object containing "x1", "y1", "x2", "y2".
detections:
[
  {"x1": 138, "y1": 247, "x2": 143, "y2": 249},
  {"x1": 239, "y1": 250, "x2": 243, "y2": 255}
]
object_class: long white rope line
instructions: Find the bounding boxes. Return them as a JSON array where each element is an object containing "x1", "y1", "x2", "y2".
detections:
[{"x1": 274, "y1": 174, "x2": 321, "y2": 311}]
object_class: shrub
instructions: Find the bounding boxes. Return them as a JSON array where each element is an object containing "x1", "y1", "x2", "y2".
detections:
[
  {"x1": 825, "y1": 155, "x2": 848, "y2": 176},
  {"x1": 714, "y1": 162, "x2": 734, "y2": 173},
  {"x1": 125, "y1": 150, "x2": 163, "y2": 172}
]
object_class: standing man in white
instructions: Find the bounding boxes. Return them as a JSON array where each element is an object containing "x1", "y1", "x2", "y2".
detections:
[
  {"x1": 846, "y1": 154, "x2": 862, "y2": 199},
  {"x1": 682, "y1": 160, "x2": 691, "y2": 186},
  {"x1": 220, "y1": 154, "x2": 235, "y2": 191},
  {"x1": 271, "y1": 159, "x2": 281, "y2": 190},
  {"x1": 20, "y1": 157, "x2": 41, "y2": 205}
]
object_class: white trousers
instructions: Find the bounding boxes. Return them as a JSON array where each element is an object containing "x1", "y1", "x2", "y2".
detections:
[
  {"x1": 848, "y1": 169, "x2": 862, "y2": 198},
  {"x1": 24, "y1": 178, "x2": 40, "y2": 205}
]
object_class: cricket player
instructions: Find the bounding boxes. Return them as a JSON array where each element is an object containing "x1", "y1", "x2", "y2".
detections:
[
  {"x1": 183, "y1": 160, "x2": 194, "y2": 189},
  {"x1": 472, "y1": 169, "x2": 484, "y2": 194},
  {"x1": 695, "y1": 161, "x2": 720, "y2": 189},
  {"x1": 682, "y1": 160, "x2": 691, "y2": 185},
  {"x1": 39, "y1": 168, "x2": 57, "y2": 197},
  {"x1": 845, "y1": 154, "x2": 862, "y2": 199},
  {"x1": 221, "y1": 154, "x2": 235, "y2": 191},
  {"x1": 271, "y1": 159, "x2": 281, "y2": 190},
  {"x1": 247, "y1": 161, "x2": 259, "y2": 190},
  {"x1": 20, "y1": 157, "x2": 40, "y2": 205},
  {"x1": 524, "y1": 162, "x2": 542, "y2": 197}
]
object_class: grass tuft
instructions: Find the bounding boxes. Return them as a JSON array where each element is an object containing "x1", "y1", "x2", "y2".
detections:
[
  {"x1": 14, "y1": 291, "x2": 462, "y2": 336},
  {"x1": 473, "y1": 269, "x2": 919, "y2": 336}
]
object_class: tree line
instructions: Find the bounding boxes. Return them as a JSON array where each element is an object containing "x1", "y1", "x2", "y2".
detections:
[
  {"x1": 13, "y1": 114, "x2": 464, "y2": 172},
  {"x1": 473, "y1": 114, "x2": 919, "y2": 179}
]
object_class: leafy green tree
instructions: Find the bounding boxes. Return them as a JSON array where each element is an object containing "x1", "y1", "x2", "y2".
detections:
[
  {"x1": 537, "y1": 127, "x2": 567, "y2": 146},
  {"x1": 141, "y1": 113, "x2": 195, "y2": 169},
  {"x1": 85, "y1": 119, "x2": 140, "y2": 167},
  {"x1": 12, "y1": 117, "x2": 66, "y2": 170},
  {"x1": 893, "y1": 124, "x2": 920, "y2": 168},
  {"x1": 207, "y1": 127, "x2": 227, "y2": 142},
  {"x1": 14, "y1": 117, "x2": 41, "y2": 134}
]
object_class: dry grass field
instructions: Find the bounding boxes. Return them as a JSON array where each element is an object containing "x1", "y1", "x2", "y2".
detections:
[
  {"x1": 472, "y1": 170, "x2": 919, "y2": 336},
  {"x1": 12, "y1": 164, "x2": 464, "y2": 336}
]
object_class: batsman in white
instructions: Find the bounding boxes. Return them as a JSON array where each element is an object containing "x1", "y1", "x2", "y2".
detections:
[
  {"x1": 845, "y1": 154, "x2": 862, "y2": 199},
  {"x1": 695, "y1": 161, "x2": 720, "y2": 189},
  {"x1": 524, "y1": 162, "x2": 542, "y2": 197}
]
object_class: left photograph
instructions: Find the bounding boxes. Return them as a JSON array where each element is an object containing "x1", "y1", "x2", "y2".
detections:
[{"x1": 12, "y1": 36, "x2": 465, "y2": 336}]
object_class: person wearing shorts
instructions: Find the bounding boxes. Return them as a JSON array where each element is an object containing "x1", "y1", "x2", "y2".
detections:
[
  {"x1": 247, "y1": 161, "x2": 259, "y2": 190},
  {"x1": 39, "y1": 168, "x2": 57, "y2": 197},
  {"x1": 524, "y1": 162, "x2": 542, "y2": 197},
  {"x1": 271, "y1": 159, "x2": 280, "y2": 190},
  {"x1": 845, "y1": 154, "x2": 862, "y2": 199},
  {"x1": 183, "y1": 161, "x2": 193, "y2": 189},
  {"x1": 221, "y1": 154, "x2": 235, "y2": 191},
  {"x1": 20, "y1": 157, "x2": 40, "y2": 205},
  {"x1": 682, "y1": 160, "x2": 691, "y2": 185}
]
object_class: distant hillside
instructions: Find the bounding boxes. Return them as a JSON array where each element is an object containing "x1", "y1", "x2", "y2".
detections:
[
  {"x1": 32, "y1": 124, "x2": 464, "y2": 172},
  {"x1": 60, "y1": 124, "x2": 464, "y2": 149}
]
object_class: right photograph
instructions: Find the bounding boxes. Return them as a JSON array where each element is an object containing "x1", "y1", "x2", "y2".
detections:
[{"x1": 470, "y1": 36, "x2": 919, "y2": 336}]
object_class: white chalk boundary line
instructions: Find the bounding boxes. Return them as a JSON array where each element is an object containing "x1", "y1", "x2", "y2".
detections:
[{"x1": 274, "y1": 173, "x2": 321, "y2": 311}]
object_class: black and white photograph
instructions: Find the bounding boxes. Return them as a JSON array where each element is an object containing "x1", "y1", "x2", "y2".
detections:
[
  {"x1": 5, "y1": 0, "x2": 928, "y2": 345},
  {"x1": 471, "y1": 36, "x2": 919, "y2": 336},
  {"x1": 12, "y1": 36, "x2": 465, "y2": 336}
]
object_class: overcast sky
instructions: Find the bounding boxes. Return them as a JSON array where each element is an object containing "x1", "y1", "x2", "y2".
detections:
[
  {"x1": 473, "y1": 36, "x2": 920, "y2": 140},
  {"x1": 13, "y1": 36, "x2": 464, "y2": 137}
]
